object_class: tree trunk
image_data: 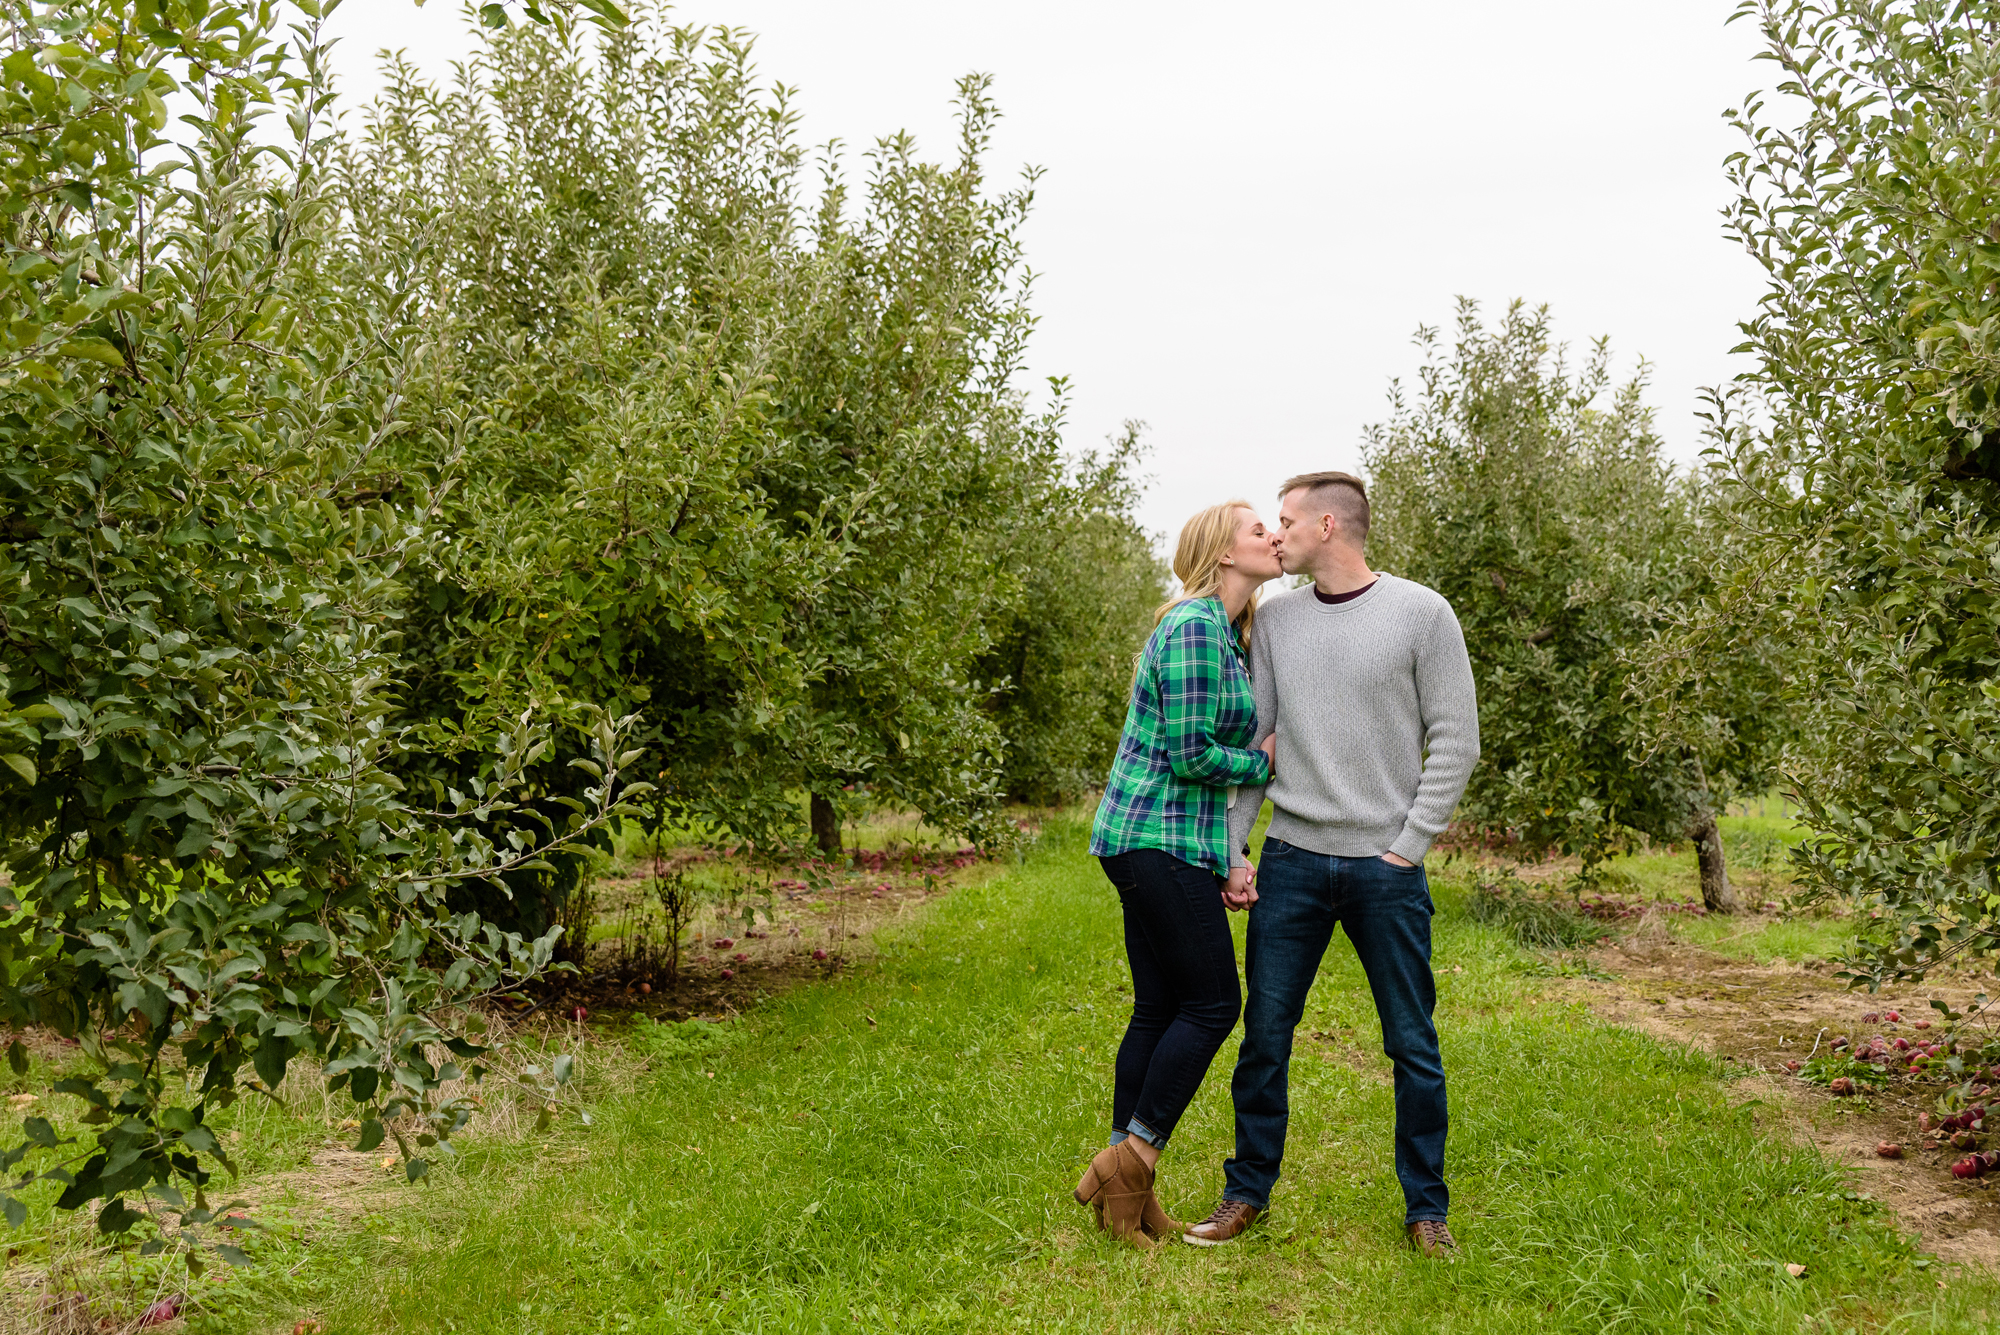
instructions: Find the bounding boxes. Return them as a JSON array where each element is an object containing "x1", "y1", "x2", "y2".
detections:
[
  {"x1": 1690, "y1": 809, "x2": 1738, "y2": 914},
  {"x1": 810, "y1": 792, "x2": 841, "y2": 856}
]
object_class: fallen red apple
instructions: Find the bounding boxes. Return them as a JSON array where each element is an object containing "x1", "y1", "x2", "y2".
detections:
[
  {"x1": 638, "y1": 982, "x2": 652, "y2": 995},
  {"x1": 719, "y1": 968, "x2": 735, "y2": 980},
  {"x1": 1920, "y1": 1113, "x2": 1934, "y2": 1131},
  {"x1": 713, "y1": 938, "x2": 735, "y2": 949},
  {"x1": 1783, "y1": 1059, "x2": 1802, "y2": 1072},
  {"x1": 1876, "y1": 1142, "x2": 1903, "y2": 1159},
  {"x1": 1914, "y1": 1018, "x2": 1932, "y2": 1030},
  {"x1": 1894, "y1": 1037, "x2": 1911, "y2": 1051},
  {"x1": 1862, "y1": 1011, "x2": 1881, "y2": 1023},
  {"x1": 1829, "y1": 1076, "x2": 1858, "y2": 1096},
  {"x1": 137, "y1": 1297, "x2": 182, "y2": 1327},
  {"x1": 1953, "y1": 1130, "x2": 1977, "y2": 1149},
  {"x1": 1886, "y1": 1010, "x2": 1903, "y2": 1022},
  {"x1": 1952, "y1": 1155, "x2": 1986, "y2": 1178},
  {"x1": 569, "y1": 1005, "x2": 588, "y2": 1022}
]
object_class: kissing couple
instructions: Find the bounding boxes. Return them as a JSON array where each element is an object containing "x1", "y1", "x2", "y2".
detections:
[{"x1": 1074, "y1": 470, "x2": 1479, "y2": 1259}]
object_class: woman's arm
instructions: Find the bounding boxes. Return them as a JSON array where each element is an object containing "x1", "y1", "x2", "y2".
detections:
[{"x1": 1157, "y1": 616, "x2": 1271, "y2": 787}]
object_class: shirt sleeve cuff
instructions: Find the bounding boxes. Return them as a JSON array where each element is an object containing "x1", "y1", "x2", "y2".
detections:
[{"x1": 1389, "y1": 827, "x2": 1434, "y2": 864}]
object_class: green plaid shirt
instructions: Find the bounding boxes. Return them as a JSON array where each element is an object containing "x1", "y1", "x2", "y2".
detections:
[{"x1": 1090, "y1": 597, "x2": 1270, "y2": 876}]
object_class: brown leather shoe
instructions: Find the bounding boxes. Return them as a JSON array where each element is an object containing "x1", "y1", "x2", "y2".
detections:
[
  {"x1": 1406, "y1": 1219, "x2": 1458, "y2": 1258},
  {"x1": 1072, "y1": 1141, "x2": 1158, "y2": 1246},
  {"x1": 1182, "y1": 1198, "x2": 1260, "y2": 1246},
  {"x1": 1073, "y1": 1143, "x2": 1122, "y2": 1232}
]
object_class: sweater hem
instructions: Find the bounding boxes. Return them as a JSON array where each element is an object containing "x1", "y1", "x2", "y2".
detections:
[{"x1": 1263, "y1": 814, "x2": 1410, "y2": 861}]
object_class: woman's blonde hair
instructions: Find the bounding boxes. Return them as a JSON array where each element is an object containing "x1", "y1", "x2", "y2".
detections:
[{"x1": 1151, "y1": 499, "x2": 1260, "y2": 640}]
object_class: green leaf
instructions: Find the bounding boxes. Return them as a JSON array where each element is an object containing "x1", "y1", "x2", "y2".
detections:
[
  {"x1": 572, "y1": 0, "x2": 629, "y2": 26},
  {"x1": 0, "y1": 755, "x2": 33, "y2": 786},
  {"x1": 56, "y1": 339, "x2": 123, "y2": 367},
  {"x1": 252, "y1": 1034, "x2": 290, "y2": 1089},
  {"x1": 96, "y1": 1198, "x2": 138, "y2": 1234}
]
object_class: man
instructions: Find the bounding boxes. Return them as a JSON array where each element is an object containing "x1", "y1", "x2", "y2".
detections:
[{"x1": 1185, "y1": 470, "x2": 1479, "y2": 1259}]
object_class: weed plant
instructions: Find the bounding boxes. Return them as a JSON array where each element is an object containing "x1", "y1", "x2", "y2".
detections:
[{"x1": 1464, "y1": 875, "x2": 1609, "y2": 950}]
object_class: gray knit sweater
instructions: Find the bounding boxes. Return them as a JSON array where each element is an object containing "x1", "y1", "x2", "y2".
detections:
[{"x1": 1225, "y1": 573, "x2": 1479, "y2": 867}]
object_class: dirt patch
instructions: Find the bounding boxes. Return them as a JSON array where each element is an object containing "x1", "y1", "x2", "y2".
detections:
[
  {"x1": 1555, "y1": 925, "x2": 2000, "y2": 1269},
  {"x1": 514, "y1": 841, "x2": 999, "y2": 1025},
  {"x1": 230, "y1": 1147, "x2": 403, "y2": 1232}
]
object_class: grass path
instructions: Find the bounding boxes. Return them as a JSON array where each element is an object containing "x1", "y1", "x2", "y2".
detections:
[{"x1": 220, "y1": 820, "x2": 2000, "y2": 1333}]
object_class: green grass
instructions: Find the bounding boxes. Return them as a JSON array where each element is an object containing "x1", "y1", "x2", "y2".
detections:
[
  {"x1": 1718, "y1": 814, "x2": 1809, "y2": 872},
  {"x1": 1667, "y1": 913, "x2": 1862, "y2": 966},
  {"x1": 180, "y1": 816, "x2": 2000, "y2": 1334}
]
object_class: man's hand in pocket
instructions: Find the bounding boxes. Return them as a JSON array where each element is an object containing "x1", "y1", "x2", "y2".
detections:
[{"x1": 1381, "y1": 852, "x2": 1416, "y2": 867}]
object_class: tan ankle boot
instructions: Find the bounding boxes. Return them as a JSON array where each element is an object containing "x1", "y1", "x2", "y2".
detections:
[
  {"x1": 1073, "y1": 1143, "x2": 1123, "y2": 1232},
  {"x1": 1140, "y1": 1188, "x2": 1182, "y2": 1242},
  {"x1": 1074, "y1": 1141, "x2": 1161, "y2": 1247}
]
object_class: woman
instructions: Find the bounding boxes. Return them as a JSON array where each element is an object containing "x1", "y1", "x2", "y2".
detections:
[{"x1": 1074, "y1": 499, "x2": 1283, "y2": 1246}]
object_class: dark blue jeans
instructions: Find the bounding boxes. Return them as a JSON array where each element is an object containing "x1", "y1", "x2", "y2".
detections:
[
  {"x1": 1223, "y1": 839, "x2": 1448, "y2": 1223},
  {"x1": 1098, "y1": 849, "x2": 1243, "y2": 1149}
]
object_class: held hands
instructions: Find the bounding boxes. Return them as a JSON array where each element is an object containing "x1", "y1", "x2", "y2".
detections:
[{"x1": 1223, "y1": 863, "x2": 1258, "y2": 912}]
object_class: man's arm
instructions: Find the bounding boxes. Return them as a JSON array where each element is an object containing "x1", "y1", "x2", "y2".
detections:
[
  {"x1": 1388, "y1": 603, "x2": 1480, "y2": 865},
  {"x1": 1226, "y1": 614, "x2": 1278, "y2": 869}
]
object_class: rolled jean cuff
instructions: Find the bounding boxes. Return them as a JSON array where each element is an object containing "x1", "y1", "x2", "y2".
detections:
[
  {"x1": 1125, "y1": 1116, "x2": 1166, "y2": 1150},
  {"x1": 1108, "y1": 1129, "x2": 1128, "y2": 1146}
]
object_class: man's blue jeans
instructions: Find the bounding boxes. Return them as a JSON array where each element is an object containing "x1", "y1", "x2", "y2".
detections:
[{"x1": 1223, "y1": 838, "x2": 1449, "y2": 1223}]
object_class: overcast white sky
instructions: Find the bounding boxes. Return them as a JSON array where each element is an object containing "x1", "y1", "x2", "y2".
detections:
[{"x1": 322, "y1": 0, "x2": 1771, "y2": 543}]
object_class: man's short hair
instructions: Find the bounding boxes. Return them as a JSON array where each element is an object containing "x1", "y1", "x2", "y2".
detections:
[{"x1": 1278, "y1": 470, "x2": 1370, "y2": 538}]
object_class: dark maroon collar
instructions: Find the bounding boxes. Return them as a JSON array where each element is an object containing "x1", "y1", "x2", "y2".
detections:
[{"x1": 1313, "y1": 579, "x2": 1377, "y2": 606}]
